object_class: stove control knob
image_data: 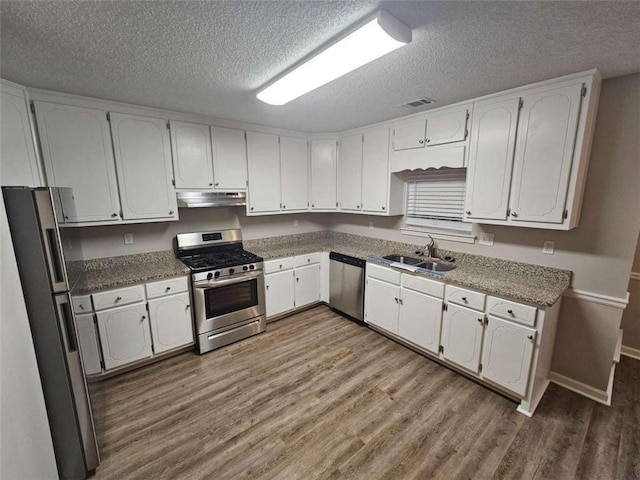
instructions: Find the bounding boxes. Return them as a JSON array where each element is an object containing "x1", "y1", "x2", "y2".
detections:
[
  {"x1": 249, "y1": 265, "x2": 255, "y2": 270},
  {"x1": 243, "y1": 266, "x2": 248, "y2": 271},
  {"x1": 207, "y1": 272, "x2": 213, "y2": 280},
  {"x1": 214, "y1": 271, "x2": 221, "y2": 278},
  {"x1": 229, "y1": 268, "x2": 235, "y2": 274}
]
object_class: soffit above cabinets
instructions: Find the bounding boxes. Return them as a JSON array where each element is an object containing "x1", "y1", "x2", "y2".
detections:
[{"x1": 1, "y1": 1, "x2": 639, "y2": 133}]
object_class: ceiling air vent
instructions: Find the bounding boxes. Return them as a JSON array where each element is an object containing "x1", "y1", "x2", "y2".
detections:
[{"x1": 399, "y1": 97, "x2": 436, "y2": 109}]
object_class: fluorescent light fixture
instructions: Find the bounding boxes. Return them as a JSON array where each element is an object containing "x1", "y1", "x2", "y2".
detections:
[{"x1": 257, "y1": 10, "x2": 412, "y2": 105}]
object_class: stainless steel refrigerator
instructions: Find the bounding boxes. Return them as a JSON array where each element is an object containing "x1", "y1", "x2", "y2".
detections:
[{"x1": 2, "y1": 187, "x2": 99, "y2": 480}]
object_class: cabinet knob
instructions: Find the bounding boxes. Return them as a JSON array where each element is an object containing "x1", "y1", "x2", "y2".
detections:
[
  {"x1": 209, "y1": 183, "x2": 213, "y2": 186},
  {"x1": 461, "y1": 297, "x2": 467, "y2": 302},
  {"x1": 507, "y1": 309, "x2": 513, "y2": 314},
  {"x1": 279, "y1": 264, "x2": 283, "y2": 269},
  {"x1": 165, "y1": 287, "x2": 171, "y2": 291},
  {"x1": 382, "y1": 206, "x2": 385, "y2": 210},
  {"x1": 357, "y1": 205, "x2": 360, "y2": 209},
  {"x1": 419, "y1": 139, "x2": 424, "y2": 144},
  {"x1": 466, "y1": 210, "x2": 471, "y2": 215},
  {"x1": 510, "y1": 211, "x2": 518, "y2": 217},
  {"x1": 250, "y1": 207, "x2": 254, "y2": 211},
  {"x1": 64, "y1": 215, "x2": 69, "y2": 220},
  {"x1": 215, "y1": 182, "x2": 219, "y2": 186},
  {"x1": 399, "y1": 298, "x2": 403, "y2": 305},
  {"x1": 527, "y1": 335, "x2": 534, "y2": 340},
  {"x1": 282, "y1": 205, "x2": 286, "y2": 209},
  {"x1": 477, "y1": 318, "x2": 483, "y2": 323},
  {"x1": 141, "y1": 315, "x2": 146, "y2": 320},
  {"x1": 79, "y1": 304, "x2": 84, "y2": 310},
  {"x1": 266, "y1": 285, "x2": 269, "y2": 290},
  {"x1": 311, "y1": 204, "x2": 315, "y2": 208},
  {"x1": 186, "y1": 304, "x2": 190, "y2": 310},
  {"x1": 425, "y1": 138, "x2": 431, "y2": 143},
  {"x1": 111, "y1": 212, "x2": 118, "y2": 218},
  {"x1": 169, "y1": 210, "x2": 174, "y2": 215},
  {"x1": 394, "y1": 297, "x2": 399, "y2": 303},
  {"x1": 115, "y1": 296, "x2": 122, "y2": 302},
  {"x1": 296, "y1": 278, "x2": 299, "y2": 282}
]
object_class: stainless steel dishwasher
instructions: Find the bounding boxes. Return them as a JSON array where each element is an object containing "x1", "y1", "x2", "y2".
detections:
[{"x1": 329, "y1": 252, "x2": 366, "y2": 321}]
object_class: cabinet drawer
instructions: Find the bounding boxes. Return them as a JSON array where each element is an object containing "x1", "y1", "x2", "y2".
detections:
[
  {"x1": 264, "y1": 257, "x2": 294, "y2": 274},
  {"x1": 366, "y1": 262, "x2": 401, "y2": 285},
  {"x1": 401, "y1": 273, "x2": 444, "y2": 299},
  {"x1": 146, "y1": 276, "x2": 189, "y2": 299},
  {"x1": 487, "y1": 296, "x2": 537, "y2": 327},
  {"x1": 294, "y1": 252, "x2": 320, "y2": 267},
  {"x1": 446, "y1": 285, "x2": 485, "y2": 311},
  {"x1": 72, "y1": 295, "x2": 93, "y2": 314},
  {"x1": 92, "y1": 285, "x2": 145, "y2": 311}
]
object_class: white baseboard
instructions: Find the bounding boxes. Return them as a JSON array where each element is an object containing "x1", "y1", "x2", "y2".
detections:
[
  {"x1": 621, "y1": 345, "x2": 640, "y2": 360},
  {"x1": 548, "y1": 370, "x2": 612, "y2": 406}
]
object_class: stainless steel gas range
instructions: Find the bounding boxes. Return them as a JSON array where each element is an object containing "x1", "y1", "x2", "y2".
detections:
[{"x1": 176, "y1": 229, "x2": 266, "y2": 354}]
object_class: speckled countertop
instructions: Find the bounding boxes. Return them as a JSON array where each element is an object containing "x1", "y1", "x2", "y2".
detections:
[
  {"x1": 72, "y1": 251, "x2": 189, "y2": 294},
  {"x1": 245, "y1": 231, "x2": 571, "y2": 307}
]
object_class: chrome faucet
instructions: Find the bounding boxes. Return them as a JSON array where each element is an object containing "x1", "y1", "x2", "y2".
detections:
[{"x1": 425, "y1": 235, "x2": 436, "y2": 258}]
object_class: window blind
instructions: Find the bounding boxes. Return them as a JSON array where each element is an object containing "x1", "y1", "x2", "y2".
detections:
[{"x1": 406, "y1": 169, "x2": 467, "y2": 223}]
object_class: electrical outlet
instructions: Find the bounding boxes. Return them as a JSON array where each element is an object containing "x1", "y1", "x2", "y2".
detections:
[
  {"x1": 124, "y1": 233, "x2": 134, "y2": 245},
  {"x1": 479, "y1": 232, "x2": 494, "y2": 246},
  {"x1": 369, "y1": 221, "x2": 374, "y2": 229},
  {"x1": 542, "y1": 240, "x2": 554, "y2": 255},
  {"x1": 293, "y1": 219, "x2": 299, "y2": 227}
]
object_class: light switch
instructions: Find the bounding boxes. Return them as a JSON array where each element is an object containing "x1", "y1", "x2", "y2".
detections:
[
  {"x1": 542, "y1": 240, "x2": 554, "y2": 254},
  {"x1": 369, "y1": 221, "x2": 374, "y2": 229},
  {"x1": 124, "y1": 233, "x2": 134, "y2": 244},
  {"x1": 293, "y1": 219, "x2": 299, "y2": 227},
  {"x1": 479, "y1": 233, "x2": 494, "y2": 246}
]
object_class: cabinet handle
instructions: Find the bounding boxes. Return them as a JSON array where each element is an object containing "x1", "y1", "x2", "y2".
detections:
[
  {"x1": 399, "y1": 298, "x2": 403, "y2": 305},
  {"x1": 266, "y1": 285, "x2": 269, "y2": 290},
  {"x1": 527, "y1": 335, "x2": 534, "y2": 340},
  {"x1": 296, "y1": 278, "x2": 299, "y2": 282},
  {"x1": 115, "y1": 296, "x2": 122, "y2": 302},
  {"x1": 311, "y1": 204, "x2": 315, "y2": 208},
  {"x1": 186, "y1": 305, "x2": 190, "y2": 310},
  {"x1": 279, "y1": 264, "x2": 283, "y2": 269},
  {"x1": 507, "y1": 309, "x2": 513, "y2": 315},
  {"x1": 510, "y1": 211, "x2": 518, "y2": 217},
  {"x1": 169, "y1": 210, "x2": 174, "y2": 215},
  {"x1": 419, "y1": 139, "x2": 424, "y2": 144},
  {"x1": 111, "y1": 212, "x2": 118, "y2": 218},
  {"x1": 282, "y1": 205, "x2": 286, "y2": 209},
  {"x1": 394, "y1": 297, "x2": 399, "y2": 303},
  {"x1": 215, "y1": 182, "x2": 219, "y2": 186},
  {"x1": 477, "y1": 318, "x2": 483, "y2": 323},
  {"x1": 461, "y1": 297, "x2": 467, "y2": 302},
  {"x1": 141, "y1": 315, "x2": 146, "y2": 320},
  {"x1": 357, "y1": 205, "x2": 360, "y2": 209},
  {"x1": 165, "y1": 287, "x2": 171, "y2": 291},
  {"x1": 250, "y1": 207, "x2": 254, "y2": 211},
  {"x1": 466, "y1": 210, "x2": 471, "y2": 215},
  {"x1": 209, "y1": 183, "x2": 213, "y2": 186},
  {"x1": 382, "y1": 206, "x2": 385, "y2": 210},
  {"x1": 79, "y1": 304, "x2": 84, "y2": 310},
  {"x1": 307, "y1": 258, "x2": 311, "y2": 263},
  {"x1": 425, "y1": 138, "x2": 431, "y2": 143}
]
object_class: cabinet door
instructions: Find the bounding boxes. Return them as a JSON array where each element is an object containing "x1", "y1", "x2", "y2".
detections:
[
  {"x1": 110, "y1": 113, "x2": 177, "y2": 220},
  {"x1": 76, "y1": 313, "x2": 102, "y2": 375},
  {"x1": 148, "y1": 292, "x2": 194, "y2": 354},
  {"x1": 246, "y1": 131, "x2": 281, "y2": 213},
  {"x1": 211, "y1": 126, "x2": 247, "y2": 190},
  {"x1": 280, "y1": 136, "x2": 309, "y2": 212},
  {"x1": 0, "y1": 86, "x2": 40, "y2": 186},
  {"x1": 509, "y1": 83, "x2": 583, "y2": 224},
  {"x1": 35, "y1": 102, "x2": 121, "y2": 222},
  {"x1": 96, "y1": 302, "x2": 152, "y2": 370},
  {"x1": 340, "y1": 133, "x2": 363, "y2": 211},
  {"x1": 481, "y1": 315, "x2": 536, "y2": 397},
  {"x1": 425, "y1": 107, "x2": 469, "y2": 146},
  {"x1": 294, "y1": 263, "x2": 320, "y2": 308},
  {"x1": 170, "y1": 120, "x2": 214, "y2": 189},
  {"x1": 441, "y1": 303, "x2": 484, "y2": 374},
  {"x1": 398, "y1": 288, "x2": 443, "y2": 354},
  {"x1": 465, "y1": 98, "x2": 520, "y2": 220},
  {"x1": 364, "y1": 277, "x2": 400, "y2": 334},
  {"x1": 265, "y1": 269, "x2": 295, "y2": 318},
  {"x1": 361, "y1": 127, "x2": 390, "y2": 213},
  {"x1": 310, "y1": 139, "x2": 337, "y2": 210},
  {"x1": 393, "y1": 118, "x2": 426, "y2": 151}
]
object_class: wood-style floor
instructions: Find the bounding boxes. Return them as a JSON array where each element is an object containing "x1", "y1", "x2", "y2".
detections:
[{"x1": 90, "y1": 306, "x2": 639, "y2": 480}]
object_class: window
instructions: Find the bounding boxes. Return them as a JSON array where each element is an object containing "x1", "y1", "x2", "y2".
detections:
[{"x1": 402, "y1": 168, "x2": 475, "y2": 242}]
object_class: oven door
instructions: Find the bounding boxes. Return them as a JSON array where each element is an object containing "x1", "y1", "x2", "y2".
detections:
[{"x1": 193, "y1": 271, "x2": 265, "y2": 334}]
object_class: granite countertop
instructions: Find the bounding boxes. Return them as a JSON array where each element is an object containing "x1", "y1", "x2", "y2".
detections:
[
  {"x1": 245, "y1": 231, "x2": 571, "y2": 307},
  {"x1": 72, "y1": 251, "x2": 190, "y2": 294}
]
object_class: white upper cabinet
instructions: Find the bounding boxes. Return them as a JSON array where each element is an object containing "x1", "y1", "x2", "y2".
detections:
[
  {"x1": 465, "y1": 97, "x2": 520, "y2": 220},
  {"x1": 35, "y1": 101, "x2": 121, "y2": 222},
  {"x1": 110, "y1": 113, "x2": 177, "y2": 221},
  {"x1": 361, "y1": 127, "x2": 391, "y2": 213},
  {"x1": 310, "y1": 139, "x2": 337, "y2": 210},
  {"x1": 279, "y1": 136, "x2": 309, "y2": 212},
  {"x1": 246, "y1": 131, "x2": 281, "y2": 214},
  {"x1": 509, "y1": 83, "x2": 583, "y2": 224},
  {"x1": 464, "y1": 73, "x2": 599, "y2": 230},
  {"x1": 170, "y1": 120, "x2": 214, "y2": 190},
  {"x1": 393, "y1": 118, "x2": 427, "y2": 151},
  {"x1": 424, "y1": 106, "x2": 469, "y2": 146},
  {"x1": 211, "y1": 126, "x2": 247, "y2": 191},
  {"x1": 339, "y1": 133, "x2": 363, "y2": 211},
  {"x1": 0, "y1": 84, "x2": 41, "y2": 187}
]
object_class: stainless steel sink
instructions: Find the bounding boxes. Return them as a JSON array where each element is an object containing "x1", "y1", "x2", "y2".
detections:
[
  {"x1": 383, "y1": 254, "x2": 457, "y2": 272},
  {"x1": 382, "y1": 254, "x2": 425, "y2": 266}
]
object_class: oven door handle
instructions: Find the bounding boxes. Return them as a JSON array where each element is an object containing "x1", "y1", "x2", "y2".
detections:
[{"x1": 193, "y1": 271, "x2": 263, "y2": 288}]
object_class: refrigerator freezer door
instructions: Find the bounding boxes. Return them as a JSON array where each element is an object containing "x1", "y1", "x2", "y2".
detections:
[{"x1": 34, "y1": 189, "x2": 69, "y2": 293}]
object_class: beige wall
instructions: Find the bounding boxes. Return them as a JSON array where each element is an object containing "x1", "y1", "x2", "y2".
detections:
[
  {"x1": 1, "y1": 197, "x2": 58, "y2": 479},
  {"x1": 70, "y1": 208, "x2": 329, "y2": 259}
]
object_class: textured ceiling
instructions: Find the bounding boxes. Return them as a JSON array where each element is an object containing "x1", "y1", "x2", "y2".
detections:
[{"x1": 1, "y1": 1, "x2": 639, "y2": 133}]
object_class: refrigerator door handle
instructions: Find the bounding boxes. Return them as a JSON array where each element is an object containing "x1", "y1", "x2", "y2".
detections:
[
  {"x1": 34, "y1": 189, "x2": 69, "y2": 293},
  {"x1": 56, "y1": 294, "x2": 78, "y2": 353}
]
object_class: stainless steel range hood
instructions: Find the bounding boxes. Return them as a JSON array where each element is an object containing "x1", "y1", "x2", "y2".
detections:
[{"x1": 176, "y1": 191, "x2": 246, "y2": 208}]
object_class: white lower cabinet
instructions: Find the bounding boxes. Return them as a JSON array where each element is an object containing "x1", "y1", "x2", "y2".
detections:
[
  {"x1": 481, "y1": 315, "x2": 536, "y2": 397},
  {"x1": 148, "y1": 292, "x2": 194, "y2": 354},
  {"x1": 398, "y1": 288, "x2": 442, "y2": 355},
  {"x1": 264, "y1": 254, "x2": 323, "y2": 319},
  {"x1": 441, "y1": 303, "x2": 484, "y2": 374},
  {"x1": 75, "y1": 313, "x2": 102, "y2": 375},
  {"x1": 96, "y1": 302, "x2": 153, "y2": 370},
  {"x1": 364, "y1": 277, "x2": 400, "y2": 333}
]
